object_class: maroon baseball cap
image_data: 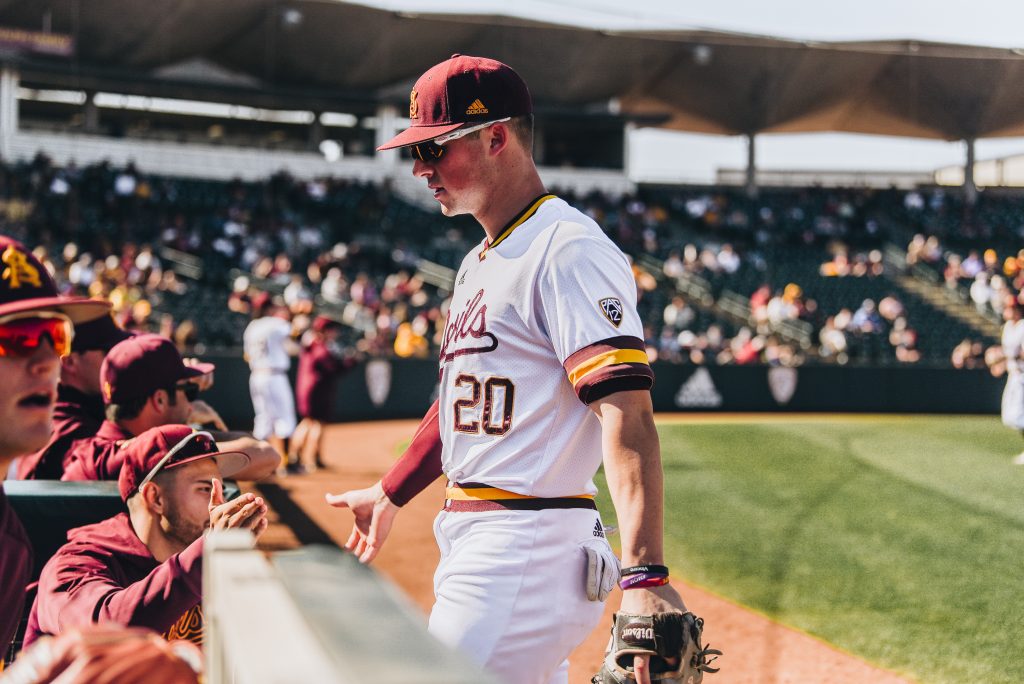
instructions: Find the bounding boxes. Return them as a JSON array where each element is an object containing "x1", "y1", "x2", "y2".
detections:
[
  {"x1": 72, "y1": 313, "x2": 134, "y2": 353},
  {"x1": 312, "y1": 314, "x2": 342, "y2": 333},
  {"x1": 0, "y1": 236, "x2": 110, "y2": 323},
  {"x1": 101, "y1": 333, "x2": 215, "y2": 404},
  {"x1": 377, "y1": 54, "x2": 533, "y2": 150},
  {"x1": 118, "y1": 424, "x2": 249, "y2": 501}
]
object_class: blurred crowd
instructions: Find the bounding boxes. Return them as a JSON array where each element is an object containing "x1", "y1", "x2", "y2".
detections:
[{"x1": 5, "y1": 152, "x2": 1023, "y2": 368}]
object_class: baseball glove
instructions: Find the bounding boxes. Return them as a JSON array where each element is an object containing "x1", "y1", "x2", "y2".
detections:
[{"x1": 591, "y1": 612, "x2": 721, "y2": 684}]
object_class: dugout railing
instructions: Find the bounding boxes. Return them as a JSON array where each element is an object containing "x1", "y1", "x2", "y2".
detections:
[{"x1": 203, "y1": 531, "x2": 498, "y2": 684}]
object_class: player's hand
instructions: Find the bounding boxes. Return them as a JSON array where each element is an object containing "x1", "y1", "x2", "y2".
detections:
[
  {"x1": 187, "y1": 399, "x2": 228, "y2": 431},
  {"x1": 3, "y1": 625, "x2": 201, "y2": 684},
  {"x1": 324, "y1": 480, "x2": 398, "y2": 564},
  {"x1": 618, "y1": 583, "x2": 687, "y2": 684},
  {"x1": 208, "y1": 478, "x2": 269, "y2": 538}
]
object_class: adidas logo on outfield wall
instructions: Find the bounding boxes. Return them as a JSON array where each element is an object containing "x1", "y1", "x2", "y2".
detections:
[{"x1": 675, "y1": 368, "x2": 723, "y2": 408}]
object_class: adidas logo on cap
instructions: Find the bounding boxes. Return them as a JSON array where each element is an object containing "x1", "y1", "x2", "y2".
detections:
[{"x1": 466, "y1": 99, "x2": 489, "y2": 115}]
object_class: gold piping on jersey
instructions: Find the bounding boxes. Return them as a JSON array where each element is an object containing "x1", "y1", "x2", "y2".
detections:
[
  {"x1": 479, "y1": 193, "x2": 557, "y2": 261},
  {"x1": 567, "y1": 349, "x2": 650, "y2": 387}
]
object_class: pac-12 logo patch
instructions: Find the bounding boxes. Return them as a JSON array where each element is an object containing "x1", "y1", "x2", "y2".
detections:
[{"x1": 599, "y1": 297, "x2": 624, "y2": 328}]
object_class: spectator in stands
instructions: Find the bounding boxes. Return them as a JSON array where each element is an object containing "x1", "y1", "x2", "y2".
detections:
[
  {"x1": 905, "y1": 234, "x2": 927, "y2": 267},
  {"x1": 951, "y1": 338, "x2": 986, "y2": 370},
  {"x1": 320, "y1": 266, "x2": 348, "y2": 305},
  {"x1": 890, "y1": 318, "x2": 922, "y2": 364},
  {"x1": 819, "y1": 316, "x2": 849, "y2": 362},
  {"x1": 662, "y1": 250, "x2": 685, "y2": 280},
  {"x1": 943, "y1": 253, "x2": 964, "y2": 290},
  {"x1": 16, "y1": 314, "x2": 132, "y2": 480},
  {"x1": 851, "y1": 299, "x2": 883, "y2": 334},
  {"x1": 0, "y1": 235, "x2": 109, "y2": 658},
  {"x1": 717, "y1": 243, "x2": 741, "y2": 274},
  {"x1": 961, "y1": 250, "x2": 984, "y2": 279},
  {"x1": 26, "y1": 425, "x2": 268, "y2": 645},
  {"x1": 62, "y1": 334, "x2": 278, "y2": 482},
  {"x1": 970, "y1": 273, "x2": 992, "y2": 315},
  {"x1": 663, "y1": 295, "x2": 695, "y2": 333},
  {"x1": 877, "y1": 295, "x2": 906, "y2": 324},
  {"x1": 989, "y1": 275, "x2": 1010, "y2": 317},
  {"x1": 820, "y1": 250, "x2": 852, "y2": 277},
  {"x1": 289, "y1": 316, "x2": 359, "y2": 471},
  {"x1": 394, "y1": 319, "x2": 430, "y2": 359}
]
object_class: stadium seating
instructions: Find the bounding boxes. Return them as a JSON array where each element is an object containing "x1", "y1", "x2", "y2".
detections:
[{"x1": 6, "y1": 153, "x2": 1020, "y2": 367}]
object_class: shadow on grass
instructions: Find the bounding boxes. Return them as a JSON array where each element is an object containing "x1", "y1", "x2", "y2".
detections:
[
  {"x1": 756, "y1": 433, "x2": 863, "y2": 683},
  {"x1": 255, "y1": 481, "x2": 337, "y2": 547}
]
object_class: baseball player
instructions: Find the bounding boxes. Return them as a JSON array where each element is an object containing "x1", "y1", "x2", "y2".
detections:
[
  {"x1": 242, "y1": 301, "x2": 299, "y2": 468},
  {"x1": 999, "y1": 298, "x2": 1024, "y2": 463},
  {"x1": 327, "y1": 56, "x2": 711, "y2": 684},
  {"x1": 0, "y1": 236, "x2": 199, "y2": 683}
]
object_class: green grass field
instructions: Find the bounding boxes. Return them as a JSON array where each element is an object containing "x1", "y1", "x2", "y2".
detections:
[{"x1": 596, "y1": 415, "x2": 1024, "y2": 684}]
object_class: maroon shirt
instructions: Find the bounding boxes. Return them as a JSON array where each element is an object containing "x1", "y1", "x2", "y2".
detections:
[
  {"x1": 295, "y1": 340, "x2": 355, "y2": 421},
  {"x1": 17, "y1": 385, "x2": 105, "y2": 480},
  {"x1": 61, "y1": 420, "x2": 133, "y2": 481},
  {"x1": 24, "y1": 513, "x2": 203, "y2": 646},
  {"x1": 0, "y1": 489, "x2": 32, "y2": 654}
]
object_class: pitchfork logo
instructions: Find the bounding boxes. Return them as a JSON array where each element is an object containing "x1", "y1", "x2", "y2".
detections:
[
  {"x1": 598, "y1": 297, "x2": 623, "y2": 328},
  {"x1": 1, "y1": 246, "x2": 42, "y2": 289}
]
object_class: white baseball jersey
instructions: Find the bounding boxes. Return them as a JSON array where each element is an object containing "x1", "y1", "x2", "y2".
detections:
[
  {"x1": 437, "y1": 194, "x2": 653, "y2": 498},
  {"x1": 1001, "y1": 319, "x2": 1024, "y2": 429},
  {"x1": 243, "y1": 316, "x2": 292, "y2": 372}
]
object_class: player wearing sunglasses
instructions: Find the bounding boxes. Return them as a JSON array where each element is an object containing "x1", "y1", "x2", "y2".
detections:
[
  {"x1": 16, "y1": 313, "x2": 134, "y2": 480},
  {"x1": 62, "y1": 334, "x2": 280, "y2": 483},
  {"x1": 0, "y1": 235, "x2": 112, "y2": 660}
]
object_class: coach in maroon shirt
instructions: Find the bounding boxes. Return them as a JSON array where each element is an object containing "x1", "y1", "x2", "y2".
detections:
[
  {"x1": 61, "y1": 333, "x2": 279, "y2": 482},
  {"x1": 0, "y1": 236, "x2": 110, "y2": 655},
  {"x1": 26, "y1": 424, "x2": 268, "y2": 645},
  {"x1": 289, "y1": 315, "x2": 358, "y2": 470},
  {"x1": 16, "y1": 313, "x2": 132, "y2": 480}
]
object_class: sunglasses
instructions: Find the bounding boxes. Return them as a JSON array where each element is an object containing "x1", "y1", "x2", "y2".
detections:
[
  {"x1": 136, "y1": 430, "x2": 214, "y2": 493},
  {"x1": 410, "y1": 117, "x2": 511, "y2": 162},
  {"x1": 0, "y1": 311, "x2": 74, "y2": 358},
  {"x1": 175, "y1": 382, "x2": 201, "y2": 402}
]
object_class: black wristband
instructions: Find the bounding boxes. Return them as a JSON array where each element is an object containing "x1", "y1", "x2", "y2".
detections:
[{"x1": 620, "y1": 564, "x2": 669, "y2": 577}]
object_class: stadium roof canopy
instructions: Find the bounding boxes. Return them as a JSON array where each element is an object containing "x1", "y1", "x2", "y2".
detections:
[{"x1": 2, "y1": 0, "x2": 1024, "y2": 141}]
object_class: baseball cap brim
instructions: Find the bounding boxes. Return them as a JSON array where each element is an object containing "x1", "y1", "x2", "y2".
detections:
[
  {"x1": 168, "y1": 449, "x2": 251, "y2": 480},
  {"x1": 181, "y1": 361, "x2": 216, "y2": 379},
  {"x1": 0, "y1": 296, "x2": 111, "y2": 325},
  {"x1": 376, "y1": 122, "x2": 465, "y2": 151}
]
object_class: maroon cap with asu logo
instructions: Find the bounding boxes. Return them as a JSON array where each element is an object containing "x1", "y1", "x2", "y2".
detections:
[
  {"x1": 0, "y1": 235, "x2": 109, "y2": 323},
  {"x1": 101, "y1": 333, "x2": 215, "y2": 404},
  {"x1": 118, "y1": 424, "x2": 249, "y2": 501},
  {"x1": 377, "y1": 54, "x2": 533, "y2": 150}
]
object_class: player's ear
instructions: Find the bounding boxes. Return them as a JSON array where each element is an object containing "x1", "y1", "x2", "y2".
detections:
[
  {"x1": 488, "y1": 123, "x2": 510, "y2": 156},
  {"x1": 140, "y1": 481, "x2": 165, "y2": 514},
  {"x1": 150, "y1": 388, "x2": 169, "y2": 413}
]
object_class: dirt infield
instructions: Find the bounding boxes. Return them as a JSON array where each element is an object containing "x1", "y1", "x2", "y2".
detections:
[{"x1": 252, "y1": 420, "x2": 913, "y2": 684}]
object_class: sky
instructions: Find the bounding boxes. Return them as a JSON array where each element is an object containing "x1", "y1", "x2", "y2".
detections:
[{"x1": 359, "y1": 0, "x2": 1024, "y2": 183}]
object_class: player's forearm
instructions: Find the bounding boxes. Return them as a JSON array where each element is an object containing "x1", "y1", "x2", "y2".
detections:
[
  {"x1": 381, "y1": 399, "x2": 443, "y2": 506},
  {"x1": 596, "y1": 391, "x2": 665, "y2": 567},
  {"x1": 210, "y1": 433, "x2": 279, "y2": 480}
]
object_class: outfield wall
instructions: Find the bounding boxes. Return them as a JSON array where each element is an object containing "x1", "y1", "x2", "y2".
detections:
[{"x1": 200, "y1": 353, "x2": 1003, "y2": 427}]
